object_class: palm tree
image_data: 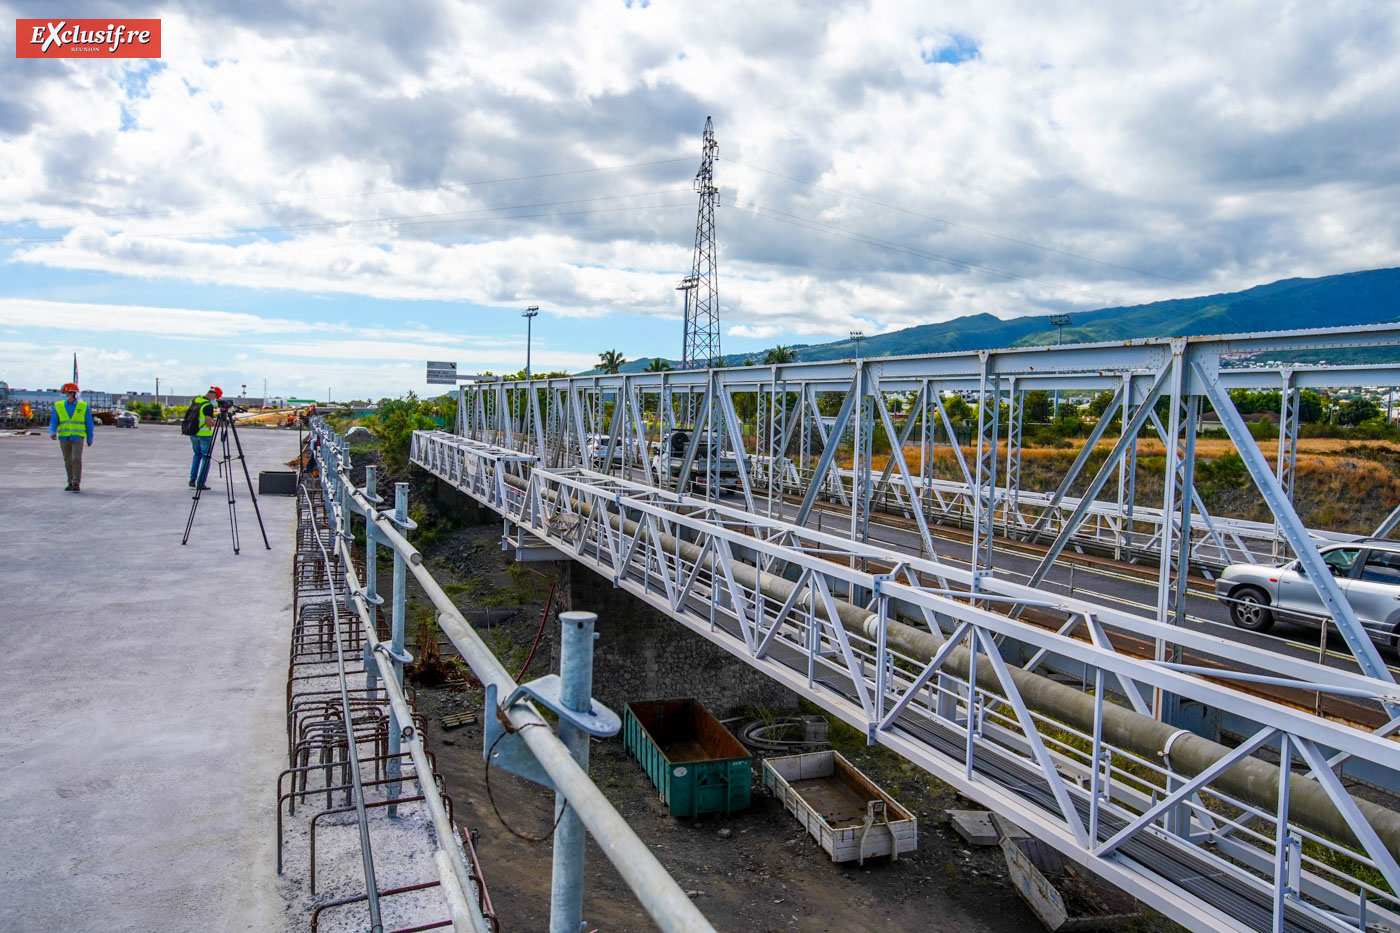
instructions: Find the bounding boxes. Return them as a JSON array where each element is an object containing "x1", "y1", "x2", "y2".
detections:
[
  {"x1": 598, "y1": 349, "x2": 626, "y2": 374},
  {"x1": 764, "y1": 345, "x2": 797, "y2": 364},
  {"x1": 645, "y1": 357, "x2": 672, "y2": 372}
]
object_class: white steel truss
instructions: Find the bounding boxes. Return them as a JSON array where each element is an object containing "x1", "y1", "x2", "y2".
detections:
[
  {"x1": 458, "y1": 326, "x2": 1400, "y2": 688},
  {"x1": 412, "y1": 426, "x2": 1400, "y2": 933}
]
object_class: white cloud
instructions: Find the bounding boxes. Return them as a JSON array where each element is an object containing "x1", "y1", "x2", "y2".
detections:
[
  {"x1": 729, "y1": 323, "x2": 779, "y2": 339},
  {"x1": 0, "y1": 298, "x2": 316, "y2": 337},
  {"x1": 2, "y1": 0, "x2": 1399, "y2": 384}
]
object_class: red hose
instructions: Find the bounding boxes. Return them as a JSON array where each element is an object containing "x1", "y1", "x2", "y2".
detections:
[{"x1": 514, "y1": 580, "x2": 556, "y2": 683}]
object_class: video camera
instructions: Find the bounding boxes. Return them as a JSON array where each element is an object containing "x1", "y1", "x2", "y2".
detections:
[{"x1": 215, "y1": 398, "x2": 248, "y2": 418}]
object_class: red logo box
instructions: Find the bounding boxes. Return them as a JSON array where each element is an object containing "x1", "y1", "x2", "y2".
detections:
[{"x1": 16, "y1": 19, "x2": 161, "y2": 58}]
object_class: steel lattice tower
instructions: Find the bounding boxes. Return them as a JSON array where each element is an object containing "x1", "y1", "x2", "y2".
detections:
[{"x1": 680, "y1": 116, "x2": 720, "y2": 369}]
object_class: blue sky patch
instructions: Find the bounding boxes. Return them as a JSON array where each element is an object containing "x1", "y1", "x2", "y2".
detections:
[
  {"x1": 120, "y1": 61, "x2": 166, "y2": 100},
  {"x1": 922, "y1": 34, "x2": 979, "y2": 65}
]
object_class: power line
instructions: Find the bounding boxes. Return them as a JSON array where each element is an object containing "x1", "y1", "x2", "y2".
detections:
[
  {"x1": 0, "y1": 189, "x2": 693, "y2": 245},
  {"x1": 721, "y1": 157, "x2": 1195, "y2": 287},
  {"x1": 730, "y1": 200, "x2": 1126, "y2": 305},
  {"x1": 0, "y1": 156, "x2": 696, "y2": 227}
]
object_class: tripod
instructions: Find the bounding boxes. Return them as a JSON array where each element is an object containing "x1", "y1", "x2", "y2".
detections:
[{"x1": 182, "y1": 410, "x2": 271, "y2": 553}]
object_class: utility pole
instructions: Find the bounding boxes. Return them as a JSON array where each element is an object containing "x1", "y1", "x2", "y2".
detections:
[
  {"x1": 523, "y1": 306, "x2": 540, "y2": 379},
  {"x1": 1049, "y1": 314, "x2": 1071, "y2": 417},
  {"x1": 263, "y1": 378, "x2": 268, "y2": 407},
  {"x1": 155, "y1": 377, "x2": 160, "y2": 408},
  {"x1": 681, "y1": 117, "x2": 720, "y2": 369}
]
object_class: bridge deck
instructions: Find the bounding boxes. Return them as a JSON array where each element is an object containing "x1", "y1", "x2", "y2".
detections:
[{"x1": 0, "y1": 424, "x2": 297, "y2": 933}]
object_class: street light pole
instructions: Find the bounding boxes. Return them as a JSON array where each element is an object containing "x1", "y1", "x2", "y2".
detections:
[
  {"x1": 523, "y1": 306, "x2": 540, "y2": 379},
  {"x1": 1049, "y1": 314, "x2": 1071, "y2": 418},
  {"x1": 849, "y1": 330, "x2": 865, "y2": 358}
]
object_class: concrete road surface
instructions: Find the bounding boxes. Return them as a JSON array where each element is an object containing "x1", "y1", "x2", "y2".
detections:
[{"x1": 0, "y1": 423, "x2": 298, "y2": 932}]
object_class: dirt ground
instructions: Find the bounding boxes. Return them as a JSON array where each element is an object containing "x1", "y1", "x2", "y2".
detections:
[{"x1": 422, "y1": 685, "x2": 1045, "y2": 933}]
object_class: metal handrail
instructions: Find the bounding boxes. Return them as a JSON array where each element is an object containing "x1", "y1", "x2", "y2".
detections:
[
  {"x1": 298, "y1": 485, "x2": 385, "y2": 932},
  {"x1": 310, "y1": 418, "x2": 715, "y2": 933},
  {"x1": 307, "y1": 445, "x2": 491, "y2": 933}
]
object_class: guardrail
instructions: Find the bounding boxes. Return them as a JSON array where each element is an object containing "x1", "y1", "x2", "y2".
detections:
[{"x1": 310, "y1": 417, "x2": 716, "y2": 933}]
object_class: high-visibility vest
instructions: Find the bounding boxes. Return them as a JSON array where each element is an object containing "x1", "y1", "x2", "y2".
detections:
[
  {"x1": 192, "y1": 396, "x2": 214, "y2": 437},
  {"x1": 55, "y1": 399, "x2": 87, "y2": 439}
]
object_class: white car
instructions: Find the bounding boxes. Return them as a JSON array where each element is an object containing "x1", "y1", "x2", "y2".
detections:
[
  {"x1": 1215, "y1": 540, "x2": 1400, "y2": 644},
  {"x1": 584, "y1": 434, "x2": 624, "y2": 467}
]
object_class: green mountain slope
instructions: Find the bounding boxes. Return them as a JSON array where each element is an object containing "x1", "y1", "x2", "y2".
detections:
[
  {"x1": 801, "y1": 267, "x2": 1400, "y2": 361},
  {"x1": 612, "y1": 267, "x2": 1400, "y2": 372}
]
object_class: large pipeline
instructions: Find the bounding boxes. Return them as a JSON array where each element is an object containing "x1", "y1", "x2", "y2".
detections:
[{"x1": 493, "y1": 466, "x2": 1400, "y2": 860}]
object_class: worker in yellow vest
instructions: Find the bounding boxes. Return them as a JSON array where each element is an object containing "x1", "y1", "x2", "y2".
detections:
[{"x1": 49, "y1": 382, "x2": 93, "y2": 492}]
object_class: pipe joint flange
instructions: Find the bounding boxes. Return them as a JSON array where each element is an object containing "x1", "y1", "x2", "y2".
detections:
[
  {"x1": 1159, "y1": 729, "x2": 1192, "y2": 773},
  {"x1": 376, "y1": 643, "x2": 414, "y2": 666},
  {"x1": 350, "y1": 586, "x2": 384, "y2": 607},
  {"x1": 504, "y1": 674, "x2": 621, "y2": 738}
]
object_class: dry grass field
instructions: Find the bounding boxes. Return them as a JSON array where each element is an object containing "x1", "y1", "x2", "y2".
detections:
[{"x1": 830, "y1": 436, "x2": 1400, "y2": 535}]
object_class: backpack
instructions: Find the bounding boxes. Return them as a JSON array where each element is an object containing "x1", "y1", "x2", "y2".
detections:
[{"x1": 181, "y1": 397, "x2": 207, "y2": 436}]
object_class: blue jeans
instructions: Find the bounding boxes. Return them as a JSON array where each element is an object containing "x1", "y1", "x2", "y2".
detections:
[{"x1": 189, "y1": 435, "x2": 213, "y2": 485}]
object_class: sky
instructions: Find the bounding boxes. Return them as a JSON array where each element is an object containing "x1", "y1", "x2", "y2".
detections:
[{"x1": 3, "y1": 2, "x2": 1400, "y2": 401}]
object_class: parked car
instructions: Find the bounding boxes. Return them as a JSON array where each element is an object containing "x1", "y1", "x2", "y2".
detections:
[
  {"x1": 652, "y1": 428, "x2": 742, "y2": 492},
  {"x1": 115, "y1": 411, "x2": 139, "y2": 428},
  {"x1": 1215, "y1": 539, "x2": 1400, "y2": 644},
  {"x1": 584, "y1": 433, "x2": 625, "y2": 467}
]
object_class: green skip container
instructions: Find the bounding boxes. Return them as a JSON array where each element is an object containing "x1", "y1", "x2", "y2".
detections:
[{"x1": 623, "y1": 699, "x2": 752, "y2": 818}]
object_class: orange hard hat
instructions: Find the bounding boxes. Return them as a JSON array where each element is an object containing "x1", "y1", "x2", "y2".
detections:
[
  {"x1": 208, "y1": 386, "x2": 223, "y2": 398},
  {"x1": 61, "y1": 382, "x2": 78, "y2": 392}
]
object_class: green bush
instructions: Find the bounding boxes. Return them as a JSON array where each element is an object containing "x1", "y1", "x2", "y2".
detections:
[{"x1": 363, "y1": 392, "x2": 446, "y2": 470}]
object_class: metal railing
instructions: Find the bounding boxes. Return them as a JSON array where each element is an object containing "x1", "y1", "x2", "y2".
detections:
[
  {"x1": 413, "y1": 426, "x2": 1400, "y2": 933},
  {"x1": 310, "y1": 417, "x2": 716, "y2": 933}
]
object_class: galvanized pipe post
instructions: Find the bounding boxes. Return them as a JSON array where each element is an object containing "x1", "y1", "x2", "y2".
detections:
[
  {"x1": 388, "y1": 482, "x2": 408, "y2": 815},
  {"x1": 337, "y1": 437, "x2": 351, "y2": 572},
  {"x1": 551, "y1": 610, "x2": 598, "y2": 933},
  {"x1": 365, "y1": 465, "x2": 379, "y2": 695}
]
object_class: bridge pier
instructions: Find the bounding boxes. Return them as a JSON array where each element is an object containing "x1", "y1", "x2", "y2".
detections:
[
  {"x1": 431, "y1": 475, "x2": 486, "y2": 524},
  {"x1": 558, "y1": 563, "x2": 798, "y2": 715}
]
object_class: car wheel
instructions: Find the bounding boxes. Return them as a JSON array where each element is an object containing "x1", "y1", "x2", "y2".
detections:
[{"x1": 1229, "y1": 586, "x2": 1275, "y2": 633}]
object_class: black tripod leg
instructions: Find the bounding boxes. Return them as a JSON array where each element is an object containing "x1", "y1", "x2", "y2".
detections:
[
  {"x1": 181, "y1": 432, "x2": 213, "y2": 545},
  {"x1": 220, "y1": 423, "x2": 240, "y2": 554},
  {"x1": 227, "y1": 420, "x2": 271, "y2": 550}
]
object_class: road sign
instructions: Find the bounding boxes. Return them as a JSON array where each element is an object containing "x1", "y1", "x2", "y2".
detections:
[{"x1": 426, "y1": 361, "x2": 457, "y2": 385}]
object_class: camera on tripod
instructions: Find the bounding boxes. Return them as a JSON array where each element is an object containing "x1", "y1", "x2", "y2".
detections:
[{"x1": 183, "y1": 398, "x2": 269, "y2": 554}]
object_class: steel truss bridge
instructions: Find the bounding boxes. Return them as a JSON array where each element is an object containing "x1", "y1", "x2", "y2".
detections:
[{"x1": 413, "y1": 325, "x2": 1400, "y2": 933}]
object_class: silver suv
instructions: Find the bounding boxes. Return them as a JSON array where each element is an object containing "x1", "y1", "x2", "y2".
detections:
[{"x1": 1215, "y1": 540, "x2": 1400, "y2": 644}]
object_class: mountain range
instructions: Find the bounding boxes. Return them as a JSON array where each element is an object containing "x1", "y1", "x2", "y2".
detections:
[{"x1": 614, "y1": 266, "x2": 1400, "y2": 371}]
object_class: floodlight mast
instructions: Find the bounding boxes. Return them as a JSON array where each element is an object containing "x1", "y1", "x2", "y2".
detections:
[
  {"x1": 522, "y1": 306, "x2": 540, "y2": 379},
  {"x1": 680, "y1": 117, "x2": 720, "y2": 369},
  {"x1": 1049, "y1": 314, "x2": 1072, "y2": 415}
]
